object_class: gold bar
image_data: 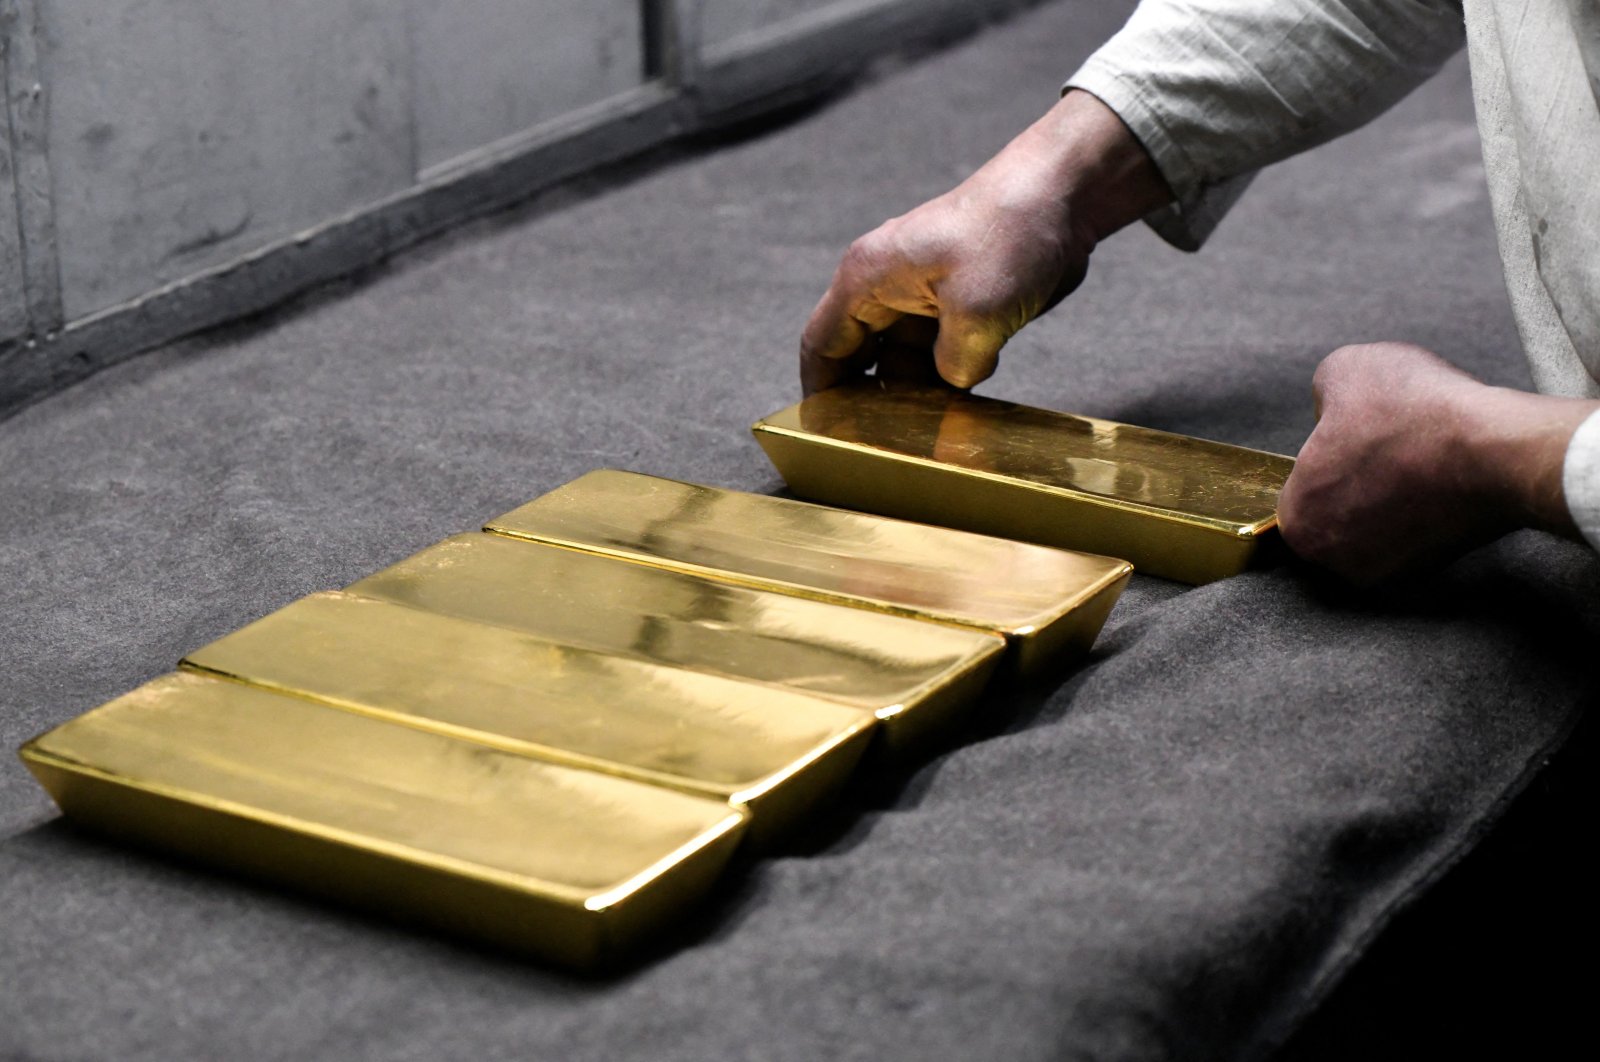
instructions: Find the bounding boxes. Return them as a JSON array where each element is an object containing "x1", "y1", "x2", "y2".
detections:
[
  {"x1": 485, "y1": 470, "x2": 1131, "y2": 679},
  {"x1": 183, "y1": 591, "x2": 875, "y2": 844},
  {"x1": 19, "y1": 672, "x2": 747, "y2": 971},
  {"x1": 751, "y1": 381, "x2": 1294, "y2": 584},
  {"x1": 349, "y1": 533, "x2": 1005, "y2": 761}
]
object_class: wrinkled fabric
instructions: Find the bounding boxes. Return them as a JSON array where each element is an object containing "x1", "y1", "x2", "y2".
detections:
[
  {"x1": 1565, "y1": 409, "x2": 1600, "y2": 552},
  {"x1": 1465, "y1": 0, "x2": 1600, "y2": 400},
  {"x1": 1066, "y1": 0, "x2": 1468, "y2": 248}
]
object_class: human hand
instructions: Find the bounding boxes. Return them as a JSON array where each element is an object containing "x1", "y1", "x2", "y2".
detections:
[
  {"x1": 799, "y1": 90, "x2": 1172, "y2": 394},
  {"x1": 1278, "y1": 342, "x2": 1596, "y2": 583}
]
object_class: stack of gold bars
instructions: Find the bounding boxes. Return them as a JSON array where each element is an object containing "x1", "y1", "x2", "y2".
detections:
[{"x1": 18, "y1": 383, "x2": 1292, "y2": 970}]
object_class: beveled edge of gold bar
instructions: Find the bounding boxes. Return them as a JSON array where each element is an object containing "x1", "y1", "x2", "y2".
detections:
[
  {"x1": 751, "y1": 403, "x2": 1286, "y2": 540},
  {"x1": 1003, "y1": 554, "x2": 1134, "y2": 642},
  {"x1": 479, "y1": 521, "x2": 980, "y2": 637},
  {"x1": 16, "y1": 683, "x2": 752, "y2": 969},
  {"x1": 753, "y1": 426, "x2": 1269, "y2": 584},
  {"x1": 484, "y1": 473, "x2": 1134, "y2": 644},
  {"x1": 1008, "y1": 563, "x2": 1132, "y2": 680},
  {"x1": 18, "y1": 725, "x2": 749, "y2": 913},
  {"x1": 20, "y1": 735, "x2": 736, "y2": 908},
  {"x1": 178, "y1": 644, "x2": 876, "y2": 840},
  {"x1": 350, "y1": 531, "x2": 1012, "y2": 721},
  {"x1": 19, "y1": 739, "x2": 749, "y2": 970},
  {"x1": 869, "y1": 629, "x2": 1006, "y2": 726},
  {"x1": 173, "y1": 657, "x2": 751, "y2": 806}
]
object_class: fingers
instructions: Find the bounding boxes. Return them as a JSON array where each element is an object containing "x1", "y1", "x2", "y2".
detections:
[
  {"x1": 800, "y1": 340, "x2": 877, "y2": 395},
  {"x1": 932, "y1": 311, "x2": 1005, "y2": 389},
  {"x1": 798, "y1": 213, "x2": 1041, "y2": 394},
  {"x1": 874, "y1": 316, "x2": 944, "y2": 388},
  {"x1": 800, "y1": 286, "x2": 1008, "y2": 395},
  {"x1": 799, "y1": 287, "x2": 868, "y2": 363},
  {"x1": 799, "y1": 262, "x2": 907, "y2": 395}
]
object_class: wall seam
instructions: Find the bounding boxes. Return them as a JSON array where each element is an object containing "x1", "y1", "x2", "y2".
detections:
[
  {"x1": 1, "y1": 0, "x2": 61, "y2": 335},
  {"x1": 402, "y1": 0, "x2": 422, "y2": 182},
  {"x1": 652, "y1": 0, "x2": 702, "y2": 89}
]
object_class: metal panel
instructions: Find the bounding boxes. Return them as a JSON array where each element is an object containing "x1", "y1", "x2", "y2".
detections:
[
  {"x1": 0, "y1": 129, "x2": 26, "y2": 341},
  {"x1": 38, "y1": 0, "x2": 414, "y2": 319},
  {"x1": 411, "y1": 0, "x2": 643, "y2": 174},
  {"x1": 697, "y1": 0, "x2": 846, "y2": 47},
  {"x1": 2, "y1": 5, "x2": 35, "y2": 339}
]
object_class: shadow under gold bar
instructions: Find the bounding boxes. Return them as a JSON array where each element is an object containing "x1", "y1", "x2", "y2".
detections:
[
  {"x1": 183, "y1": 591, "x2": 876, "y2": 846},
  {"x1": 751, "y1": 382, "x2": 1295, "y2": 585},
  {"x1": 484, "y1": 470, "x2": 1131, "y2": 680},
  {"x1": 349, "y1": 533, "x2": 1005, "y2": 762},
  {"x1": 18, "y1": 672, "x2": 747, "y2": 971}
]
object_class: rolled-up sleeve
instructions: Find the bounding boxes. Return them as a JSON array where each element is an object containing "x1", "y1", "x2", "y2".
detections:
[
  {"x1": 1564, "y1": 411, "x2": 1600, "y2": 552},
  {"x1": 1067, "y1": 0, "x2": 1468, "y2": 249}
]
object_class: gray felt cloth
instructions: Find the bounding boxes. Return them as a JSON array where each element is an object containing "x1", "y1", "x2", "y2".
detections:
[{"x1": 1, "y1": 3, "x2": 1595, "y2": 1059}]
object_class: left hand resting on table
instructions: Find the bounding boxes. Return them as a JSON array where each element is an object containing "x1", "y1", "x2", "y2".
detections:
[{"x1": 1278, "y1": 342, "x2": 1597, "y2": 584}]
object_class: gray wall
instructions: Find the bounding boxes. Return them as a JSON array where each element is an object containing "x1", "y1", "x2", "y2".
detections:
[
  {"x1": 40, "y1": 0, "x2": 415, "y2": 320},
  {"x1": 1, "y1": 130, "x2": 25, "y2": 340},
  {"x1": 1, "y1": 0, "x2": 1036, "y2": 418},
  {"x1": 698, "y1": 0, "x2": 844, "y2": 46},
  {"x1": 412, "y1": 0, "x2": 644, "y2": 175}
]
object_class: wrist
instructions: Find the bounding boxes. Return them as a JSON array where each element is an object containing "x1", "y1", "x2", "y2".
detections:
[
  {"x1": 1459, "y1": 386, "x2": 1597, "y2": 537},
  {"x1": 1013, "y1": 90, "x2": 1174, "y2": 244}
]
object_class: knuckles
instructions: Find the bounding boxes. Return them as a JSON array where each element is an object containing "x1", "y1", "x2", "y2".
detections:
[
  {"x1": 1276, "y1": 465, "x2": 1338, "y2": 565},
  {"x1": 1311, "y1": 343, "x2": 1383, "y2": 404},
  {"x1": 841, "y1": 226, "x2": 902, "y2": 279}
]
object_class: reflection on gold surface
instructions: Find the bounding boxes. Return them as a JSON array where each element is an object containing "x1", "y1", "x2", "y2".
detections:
[
  {"x1": 349, "y1": 533, "x2": 1005, "y2": 754},
  {"x1": 486, "y1": 471, "x2": 1131, "y2": 678},
  {"x1": 183, "y1": 591, "x2": 874, "y2": 842},
  {"x1": 751, "y1": 381, "x2": 1294, "y2": 584},
  {"x1": 19, "y1": 672, "x2": 747, "y2": 970},
  {"x1": 20, "y1": 459, "x2": 1144, "y2": 965}
]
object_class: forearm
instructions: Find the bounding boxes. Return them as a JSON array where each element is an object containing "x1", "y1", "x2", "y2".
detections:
[
  {"x1": 1470, "y1": 393, "x2": 1600, "y2": 541},
  {"x1": 1068, "y1": 0, "x2": 1467, "y2": 247},
  {"x1": 1007, "y1": 90, "x2": 1175, "y2": 246}
]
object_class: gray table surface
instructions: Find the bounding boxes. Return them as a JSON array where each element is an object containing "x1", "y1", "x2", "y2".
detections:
[{"x1": 3, "y1": 3, "x2": 1596, "y2": 1059}]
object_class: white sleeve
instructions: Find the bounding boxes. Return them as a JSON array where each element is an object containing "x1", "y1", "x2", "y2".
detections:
[
  {"x1": 1563, "y1": 409, "x2": 1600, "y2": 552},
  {"x1": 1065, "y1": 0, "x2": 1467, "y2": 250}
]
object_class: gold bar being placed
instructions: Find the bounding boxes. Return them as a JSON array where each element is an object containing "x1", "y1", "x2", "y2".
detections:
[
  {"x1": 752, "y1": 382, "x2": 1294, "y2": 585},
  {"x1": 485, "y1": 470, "x2": 1131, "y2": 680},
  {"x1": 183, "y1": 592, "x2": 875, "y2": 844},
  {"x1": 350, "y1": 534, "x2": 1005, "y2": 761},
  {"x1": 18, "y1": 672, "x2": 747, "y2": 971}
]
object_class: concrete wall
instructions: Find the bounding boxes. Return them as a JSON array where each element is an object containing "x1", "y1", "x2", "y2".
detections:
[
  {"x1": 40, "y1": 0, "x2": 415, "y2": 320},
  {"x1": 412, "y1": 0, "x2": 644, "y2": 175},
  {"x1": 1, "y1": 0, "x2": 1036, "y2": 418},
  {"x1": 1, "y1": 126, "x2": 26, "y2": 342},
  {"x1": 698, "y1": 1, "x2": 843, "y2": 47}
]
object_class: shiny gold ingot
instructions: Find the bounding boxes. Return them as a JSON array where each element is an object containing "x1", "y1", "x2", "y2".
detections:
[
  {"x1": 350, "y1": 533, "x2": 1005, "y2": 760},
  {"x1": 183, "y1": 591, "x2": 875, "y2": 843},
  {"x1": 751, "y1": 382, "x2": 1294, "y2": 584},
  {"x1": 486, "y1": 470, "x2": 1131, "y2": 678},
  {"x1": 18, "y1": 672, "x2": 747, "y2": 970}
]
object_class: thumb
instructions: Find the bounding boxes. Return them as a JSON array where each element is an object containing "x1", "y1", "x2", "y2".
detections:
[{"x1": 932, "y1": 311, "x2": 1006, "y2": 389}]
